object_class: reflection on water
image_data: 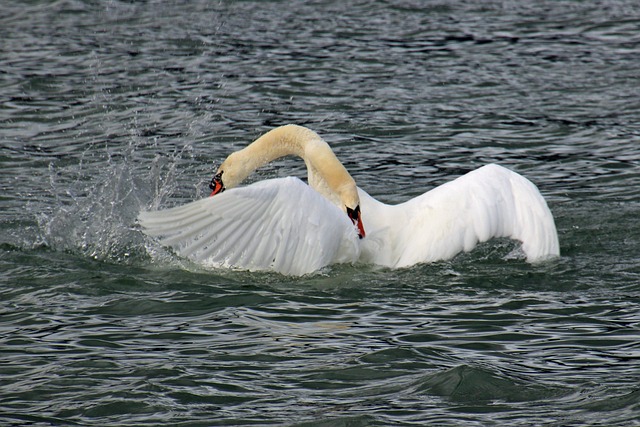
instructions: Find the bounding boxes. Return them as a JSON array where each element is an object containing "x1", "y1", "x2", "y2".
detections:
[{"x1": 1, "y1": 0, "x2": 639, "y2": 425}]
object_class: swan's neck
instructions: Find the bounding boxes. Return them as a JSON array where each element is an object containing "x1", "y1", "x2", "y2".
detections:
[
  {"x1": 224, "y1": 124, "x2": 358, "y2": 210},
  {"x1": 236, "y1": 124, "x2": 308, "y2": 173}
]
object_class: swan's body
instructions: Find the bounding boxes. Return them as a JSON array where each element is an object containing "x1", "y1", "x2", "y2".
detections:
[{"x1": 138, "y1": 125, "x2": 559, "y2": 275}]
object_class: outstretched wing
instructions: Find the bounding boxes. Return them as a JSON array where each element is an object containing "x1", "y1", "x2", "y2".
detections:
[
  {"x1": 381, "y1": 164, "x2": 560, "y2": 267},
  {"x1": 138, "y1": 177, "x2": 360, "y2": 275}
]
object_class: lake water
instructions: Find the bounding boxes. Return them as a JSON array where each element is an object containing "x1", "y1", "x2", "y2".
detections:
[{"x1": 1, "y1": 0, "x2": 639, "y2": 425}]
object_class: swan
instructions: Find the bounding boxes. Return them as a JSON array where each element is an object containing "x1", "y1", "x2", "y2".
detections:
[{"x1": 138, "y1": 124, "x2": 559, "y2": 275}]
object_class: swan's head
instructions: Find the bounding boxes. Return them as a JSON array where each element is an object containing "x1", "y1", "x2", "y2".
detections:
[
  {"x1": 341, "y1": 187, "x2": 365, "y2": 239},
  {"x1": 347, "y1": 204, "x2": 365, "y2": 239},
  {"x1": 209, "y1": 151, "x2": 251, "y2": 196}
]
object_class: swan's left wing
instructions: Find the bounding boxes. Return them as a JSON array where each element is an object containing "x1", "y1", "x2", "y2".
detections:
[
  {"x1": 388, "y1": 164, "x2": 559, "y2": 266},
  {"x1": 138, "y1": 177, "x2": 360, "y2": 275}
]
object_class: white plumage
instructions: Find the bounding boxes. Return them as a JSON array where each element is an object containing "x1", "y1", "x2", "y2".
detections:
[{"x1": 138, "y1": 125, "x2": 559, "y2": 275}]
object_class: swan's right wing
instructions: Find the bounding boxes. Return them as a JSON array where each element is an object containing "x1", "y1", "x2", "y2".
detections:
[
  {"x1": 395, "y1": 164, "x2": 559, "y2": 266},
  {"x1": 138, "y1": 177, "x2": 360, "y2": 275}
]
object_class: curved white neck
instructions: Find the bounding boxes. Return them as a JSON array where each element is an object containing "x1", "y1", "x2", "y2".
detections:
[{"x1": 225, "y1": 124, "x2": 359, "y2": 210}]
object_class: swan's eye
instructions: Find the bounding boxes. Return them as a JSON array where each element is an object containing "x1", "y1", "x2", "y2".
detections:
[{"x1": 209, "y1": 171, "x2": 225, "y2": 196}]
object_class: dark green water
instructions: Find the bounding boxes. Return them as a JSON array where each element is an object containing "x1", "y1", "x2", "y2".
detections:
[{"x1": 1, "y1": 1, "x2": 639, "y2": 425}]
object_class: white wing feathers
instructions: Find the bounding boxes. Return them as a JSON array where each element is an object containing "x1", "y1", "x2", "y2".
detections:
[
  {"x1": 392, "y1": 164, "x2": 559, "y2": 266},
  {"x1": 138, "y1": 177, "x2": 360, "y2": 275},
  {"x1": 139, "y1": 165, "x2": 559, "y2": 274}
]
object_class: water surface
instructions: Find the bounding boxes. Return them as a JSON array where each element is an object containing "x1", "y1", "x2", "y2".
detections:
[{"x1": 1, "y1": 1, "x2": 639, "y2": 425}]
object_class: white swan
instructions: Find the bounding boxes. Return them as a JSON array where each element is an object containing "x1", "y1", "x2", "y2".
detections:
[{"x1": 138, "y1": 124, "x2": 559, "y2": 275}]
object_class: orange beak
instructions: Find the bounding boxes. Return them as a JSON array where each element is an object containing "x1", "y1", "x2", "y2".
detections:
[{"x1": 209, "y1": 172, "x2": 224, "y2": 197}]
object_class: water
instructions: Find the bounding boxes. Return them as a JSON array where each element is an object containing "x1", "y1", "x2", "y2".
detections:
[{"x1": 1, "y1": 0, "x2": 639, "y2": 425}]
